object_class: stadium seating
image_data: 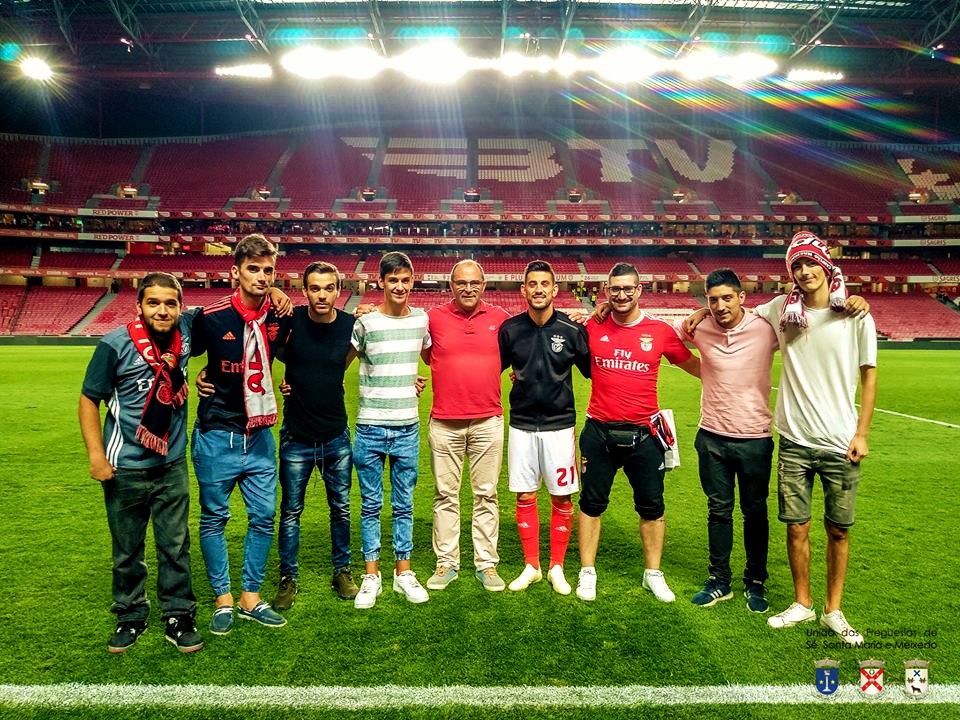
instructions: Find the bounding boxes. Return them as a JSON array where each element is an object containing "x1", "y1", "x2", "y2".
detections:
[
  {"x1": 930, "y1": 258, "x2": 960, "y2": 275},
  {"x1": 39, "y1": 251, "x2": 117, "y2": 270},
  {"x1": 0, "y1": 248, "x2": 34, "y2": 268},
  {"x1": 894, "y1": 151, "x2": 960, "y2": 202},
  {"x1": 146, "y1": 137, "x2": 287, "y2": 209},
  {"x1": 566, "y1": 137, "x2": 664, "y2": 214},
  {"x1": 282, "y1": 134, "x2": 374, "y2": 211},
  {"x1": 0, "y1": 139, "x2": 42, "y2": 203},
  {"x1": 477, "y1": 138, "x2": 567, "y2": 212},
  {"x1": 97, "y1": 197, "x2": 150, "y2": 210},
  {"x1": 11, "y1": 286, "x2": 105, "y2": 335},
  {"x1": 381, "y1": 136, "x2": 466, "y2": 212},
  {"x1": 118, "y1": 254, "x2": 231, "y2": 274},
  {"x1": 0, "y1": 286, "x2": 27, "y2": 334},
  {"x1": 582, "y1": 255, "x2": 695, "y2": 276},
  {"x1": 46, "y1": 143, "x2": 142, "y2": 207},
  {"x1": 862, "y1": 292, "x2": 960, "y2": 340}
]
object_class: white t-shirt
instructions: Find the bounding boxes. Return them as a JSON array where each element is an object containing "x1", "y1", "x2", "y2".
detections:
[{"x1": 753, "y1": 296, "x2": 877, "y2": 455}]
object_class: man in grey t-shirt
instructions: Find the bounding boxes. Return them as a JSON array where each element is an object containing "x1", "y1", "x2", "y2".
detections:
[{"x1": 79, "y1": 272, "x2": 202, "y2": 655}]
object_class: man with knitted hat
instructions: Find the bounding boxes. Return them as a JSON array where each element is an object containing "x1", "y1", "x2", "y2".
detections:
[{"x1": 752, "y1": 231, "x2": 877, "y2": 646}]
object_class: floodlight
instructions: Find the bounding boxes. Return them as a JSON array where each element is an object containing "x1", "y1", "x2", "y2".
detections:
[
  {"x1": 499, "y1": 52, "x2": 553, "y2": 77},
  {"x1": 555, "y1": 53, "x2": 580, "y2": 77},
  {"x1": 330, "y1": 47, "x2": 386, "y2": 79},
  {"x1": 594, "y1": 47, "x2": 666, "y2": 83},
  {"x1": 721, "y1": 53, "x2": 777, "y2": 81},
  {"x1": 677, "y1": 50, "x2": 719, "y2": 80},
  {"x1": 21, "y1": 57, "x2": 53, "y2": 81},
  {"x1": 787, "y1": 68, "x2": 844, "y2": 83},
  {"x1": 215, "y1": 63, "x2": 273, "y2": 78},
  {"x1": 395, "y1": 42, "x2": 471, "y2": 84}
]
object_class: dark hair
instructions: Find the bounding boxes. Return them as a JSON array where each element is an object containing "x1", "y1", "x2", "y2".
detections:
[
  {"x1": 137, "y1": 272, "x2": 182, "y2": 304},
  {"x1": 608, "y1": 262, "x2": 640, "y2": 282},
  {"x1": 234, "y1": 233, "x2": 278, "y2": 266},
  {"x1": 304, "y1": 261, "x2": 341, "y2": 289},
  {"x1": 705, "y1": 268, "x2": 743, "y2": 293},
  {"x1": 524, "y1": 260, "x2": 555, "y2": 282},
  {"x1": 379, "y1": 251, "x2": 414, "y2": 279}
]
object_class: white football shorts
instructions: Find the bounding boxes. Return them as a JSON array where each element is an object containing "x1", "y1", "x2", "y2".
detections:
[{"x1": 507, "y1": 426, "x2": 579, "y2": 496}]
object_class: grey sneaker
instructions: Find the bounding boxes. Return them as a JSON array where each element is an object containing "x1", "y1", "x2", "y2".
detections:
[
  {"x1": 107, "y1": 620, "x2": 147, "y2": 654},
  {"x1": 475, "y1": 567, "x2": 506, "y2": 592},
  {"x1": 426, "y1": 565, "x2": 458, "y2": 590},
  {"x1": 272, "y1": 576, "x2": 299, "y2": 611}
]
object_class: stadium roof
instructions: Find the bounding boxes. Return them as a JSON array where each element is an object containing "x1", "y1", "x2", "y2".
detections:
[{"x1": 2, "y1": 1, "x2": 959, "y2": 138}]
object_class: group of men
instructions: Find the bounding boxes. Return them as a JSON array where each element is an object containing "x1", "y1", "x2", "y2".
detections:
[{"x1": 80, "y1": 229, "x2": 877, "y2": 656}]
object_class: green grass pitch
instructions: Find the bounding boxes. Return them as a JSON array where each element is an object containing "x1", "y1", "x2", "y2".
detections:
[{"x1": 1, "y1": 346, "x2": 958, "y2": 719}]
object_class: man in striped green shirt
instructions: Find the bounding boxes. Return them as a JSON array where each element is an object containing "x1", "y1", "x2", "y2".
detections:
[{"x1": 348, "y1": 251, "x2": 432, "y2": 609}]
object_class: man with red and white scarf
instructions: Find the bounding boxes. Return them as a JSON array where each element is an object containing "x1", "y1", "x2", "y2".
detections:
[
  {"x1": 80, "y1": 272, "x2": 203, "y2": 655},
  {"x1": 752, "y1": 231, "x2": 877, "y2": 646},
  {"x1": 191, "y1": 234, "x2": 292, "y2": 636}
]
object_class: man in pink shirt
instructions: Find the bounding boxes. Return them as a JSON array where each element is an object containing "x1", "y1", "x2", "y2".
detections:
[
  {"x1": 423, "y1": 260, "x2": 512, "y2": 592},
  {"x1": 675, "y1": 269, "x2": 778, "y2": 614}
]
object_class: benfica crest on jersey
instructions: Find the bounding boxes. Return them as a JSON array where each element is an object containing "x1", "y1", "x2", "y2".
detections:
[
  {"x1": 905, "y1": 660, "x2": 930, "y2": 698},
  {"x1": 550, "y1": 334, "x2": 566, "y2": 352},
  {"x1": 639, "y1": 334, "x2": 653, "y2": 352},
  {"x1": 859, "y1": 659, "x2": 885, "y2": 698},
  {"x1": 814, "y1": 659, "x2": 840, "y2": 697}
]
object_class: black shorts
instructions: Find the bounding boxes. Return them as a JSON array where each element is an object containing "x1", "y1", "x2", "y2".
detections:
[{"x1": 578, "y1": 418, "x2": 666, "y2": 520}]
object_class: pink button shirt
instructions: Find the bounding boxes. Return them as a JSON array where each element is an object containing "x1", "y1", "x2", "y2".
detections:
[{"x1": 676, "y1": 311, "x2": 778, "y2": 439}]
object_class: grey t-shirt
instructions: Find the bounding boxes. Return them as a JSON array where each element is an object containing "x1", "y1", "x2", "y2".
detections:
[{"x1": 81, "y1": 315, "x2": 192, "y2": 469}]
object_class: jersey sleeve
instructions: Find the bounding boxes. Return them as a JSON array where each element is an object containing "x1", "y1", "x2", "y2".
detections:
[
  {"x1": 752, "y1": 297, "x2": 781, "y2": 325},
  {"x1": 663, "y1": 323, "x2": 693, "y2": 365},
  {"x1": 574, "y1": 323, "x2": 592, "y2": 379},
  {"x1": 190, "y1": 308, "x2": 208, "y2": 357},
  {"x1": 498, "y1": 323, "x2": 511, "y2": 371},
  {"x1": 351, "y1": 315, "x2": 367, "y2": 353},
  {"x1": 421, "y1": 314, "x2": 432, "y2": 350},
  {"x1": 81, "y1": 342, "x2": 119, "y2": 402}
]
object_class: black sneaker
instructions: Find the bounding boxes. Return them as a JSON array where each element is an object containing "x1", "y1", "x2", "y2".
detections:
[
  {"x1": 273, "y1": 576, "x2": 299, "y2": 611},
  {"x1": 745, "y1": 582, "x2": 770, "y2": 614},
  {"x1": 332, "y1": 568, "x2": 359, "y2": 600},
  {"x1": 164, "y1": 615, "x2": 204, "y2": 653},
  {"x1": 690, "y1": 576, "x2": 733, "y2": 607},
  {"x1": 107, "y1": 621, "x2": 147, "y2": 654}
]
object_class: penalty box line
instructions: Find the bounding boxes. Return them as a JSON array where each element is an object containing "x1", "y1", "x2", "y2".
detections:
[{"x1": 1, "y1": 683, "x2": 959, "y2": 708}]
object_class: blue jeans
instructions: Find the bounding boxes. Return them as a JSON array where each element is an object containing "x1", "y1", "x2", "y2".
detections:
[
  {"x1": 278, "y1": 426, "x2": 353, "y2": 578},
  {"x1": 191, "y1": 427, "x2": 277, "y2": 596},
  {"x1": 353, "y1": 423, "x2": 420, "y2": 563}
]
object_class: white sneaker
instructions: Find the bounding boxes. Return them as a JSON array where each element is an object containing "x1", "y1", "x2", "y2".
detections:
[
  {"x1": 820, "y1": 610, "x2": 864, "y2": 645},
  {"x1": 767, "y1": 602, "x2": 816, "y2": 629},
  {"x1": 393, "y1": 570, "x2": 429, "y2": 604},
  {"x1": 508, "y1": 564, "x2": 542, "y2": 592},
  {"x1": 576, "y1": 567, "x2": 597, "y2": 601},
  {"x1": 547, "y1": 565, "x2": 571, "y2": 595},
  {"x1": 354, "y1": 572, "x2": 382, "y2": 610},
  {"x1": 642, "y1": 569, "x2": 676, "y2": 603}
]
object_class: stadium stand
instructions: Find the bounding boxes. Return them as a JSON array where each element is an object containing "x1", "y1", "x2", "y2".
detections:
[
  {"x1": 839, "y1": 258, "x2": 936, "y2": 277},
  {"x1": 282, "y1": 133, "x2": 374, "y2": 211},
  {"x1": 146, "y1": 136, "x2": 287, "y2": 210},
  {"x1": 0, "y1": 248, "x2": 34, "y2": 268},
  {"x1": 566, "y1": 138, "x2": 665, "y2": 214},
  {"x1": 0, "y1": 286, "x2": 27, "y2": 334},
  {"x1": 39, "y1": 251, "x2": 117, "y2": 270},
  {"x1": 894, "y1": 150, "x2": 960, "y2": 202},
  {"x1": 0, "y1": 139, "x2": 42, "y2": 203},
  {"x1": 118, "y1": 254, "x2": 230, "y2": 274},
  {"x1": 582, "y1": 255, "x2": 696, "y2": 275},
  {"x1": 381, "y1": 135, "x2": 466, "y2": 212},
  {"x1": 863, "y1": 292, "x2": 960, "y2": 340},
  {"x1": 930, "y1": 258, "x2": 960, "y2": 275},
  {"x1": 11, "y1": 286, "x2": 105, "y2": 335},
  {"x1": 46, "y1": 143, "x2": 142, "y2": 207},
  {"x1": 477, "y1": 138, "x2": 567, "y2": 212},
  {"x1": 97, "y1": 198, "x2": 150, "y2": 210}
]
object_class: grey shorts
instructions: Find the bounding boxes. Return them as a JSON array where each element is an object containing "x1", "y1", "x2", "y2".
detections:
[{"x1": 777, "y1": 437, "x2": 860, "y2": 528}]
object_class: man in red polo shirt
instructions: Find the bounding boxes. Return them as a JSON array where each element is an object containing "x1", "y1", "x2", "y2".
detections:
[
  {"x1": 424, "y1": 260, "x2": 512, "y2": 592},
  {"x1": 576, "y1": 262, "x2": 701, "y2": 603}
]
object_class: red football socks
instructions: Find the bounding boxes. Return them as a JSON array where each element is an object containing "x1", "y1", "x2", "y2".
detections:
[
  {"x1": 549, "y1": 497, "x2": 574, "y2": 568},
  {"x1": 515, "y1": 497, "x2": 540, "y2": 568}
]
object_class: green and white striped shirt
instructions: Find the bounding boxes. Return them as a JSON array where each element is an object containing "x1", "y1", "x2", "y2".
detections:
[{"x1": 351, "y1": 308, "x2": 431, "y2": 426}]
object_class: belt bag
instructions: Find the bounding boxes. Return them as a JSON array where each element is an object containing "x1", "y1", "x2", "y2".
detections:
[{"x1": 601, "y1": 423, "x2": 649, "y2": 449}]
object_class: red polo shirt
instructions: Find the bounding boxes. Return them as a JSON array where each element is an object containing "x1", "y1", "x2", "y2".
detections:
[{"x1": 427, "y1": 300, "x2": 511, "y2": 420}]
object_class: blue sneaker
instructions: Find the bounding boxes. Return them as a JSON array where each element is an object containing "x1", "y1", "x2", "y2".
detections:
[
  {"x1": 209, "y1": 606, "x2": 234, "y2": 636},
  {"x1": 691, "y1": 577, "x2": 733, "y2": 607},
  {"x1": 745, "y1": 583, "x2": 770, "y2": 614},
  {"x1": 237, "y1": 601, "x2": 287, "y2": 628}
]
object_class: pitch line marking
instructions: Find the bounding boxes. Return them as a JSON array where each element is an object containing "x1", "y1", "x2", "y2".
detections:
[{"x1": 1, "y1": 683, "x2": 958, "y2": 708}]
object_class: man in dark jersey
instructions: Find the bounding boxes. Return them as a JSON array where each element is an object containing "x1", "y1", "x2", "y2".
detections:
[
  {"x1": 498, "y1": 260, "x2": 591, "y2": 596},
  {"x1": 80, "y1": 272, "x2": 202, "y2": 654},
  {"x1": 271, "y1": 261, "x2": 358, "y2": 608},
  {"x1": 190, "y1": 234, "x2": 292, "y2": 635}
]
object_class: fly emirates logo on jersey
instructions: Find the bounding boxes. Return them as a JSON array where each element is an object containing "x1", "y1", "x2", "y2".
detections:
[{"x1": 594, "y1": 344, "x2": 652, "y2": 374}]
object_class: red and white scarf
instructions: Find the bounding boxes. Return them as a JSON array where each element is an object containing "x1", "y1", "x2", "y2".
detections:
[
  {"x1": 230, "y1": 289, "x2": 278, "y2": 431},
  {"x1": 780, "y1": 231, "x2": 847, "y2": 330},
  {"x1": 128, "y1": 316, "x2": 188, "y2": 455}
]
